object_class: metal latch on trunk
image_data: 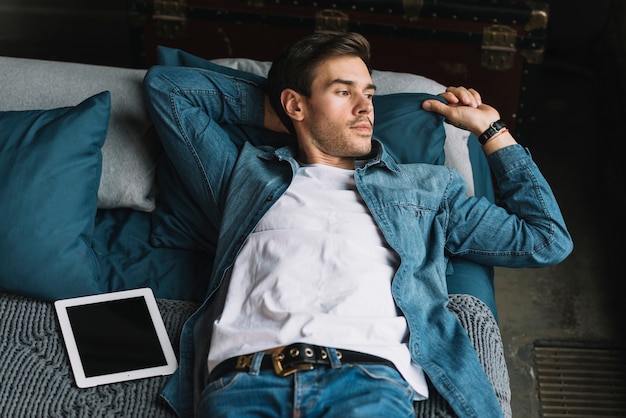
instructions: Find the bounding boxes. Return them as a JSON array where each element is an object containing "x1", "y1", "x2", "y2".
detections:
[
  {"x1": 481, "y1": 25, "x2": 517, "y2": 71},
  {"x1": 153, "y1": 0, "x2": 187, "y2": 39}
]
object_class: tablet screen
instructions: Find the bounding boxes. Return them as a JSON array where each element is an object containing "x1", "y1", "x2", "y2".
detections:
[
  {"x1": 55, "y1": 288, "x2": 178, "y2": 388},
  {"x1": 66, "y1": 296, "x2": 167, "y2": 377}
]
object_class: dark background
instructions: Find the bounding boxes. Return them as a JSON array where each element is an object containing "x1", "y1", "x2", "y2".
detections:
[
  {"x1": 1, "y1": 0, "x2": 623, "y2": 316},
  {"x1": 2, "y1": 1, "x2": 624, "y2": 414},
  {"x1": 1, "y1": 0, "x2": 623, "y2": 313}
]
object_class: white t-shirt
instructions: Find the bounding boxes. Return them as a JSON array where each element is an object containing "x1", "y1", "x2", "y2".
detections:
[{"x1": 208, "y1": 164, "x2": 428, "y2": 399}]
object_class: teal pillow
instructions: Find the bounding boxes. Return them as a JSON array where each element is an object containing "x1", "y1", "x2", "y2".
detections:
[
  {"x1": 467, "y1": 132, "x2": 496, "y2": 202},
  {"x1": 0, "y1": 92, "x2": 110, "y2": 301},
  {"x1": 150, "y1": 47, "x2": 446, "y2": 252},
  {"x1": 155, "y1": 46, "x2": 446, "y2": 162},
  {"x1": 373, "y1": 93, "x2": 445, "y2": 165},
  {"x1": 92, "y1": 208, "x2": 212, "y2": 302}
]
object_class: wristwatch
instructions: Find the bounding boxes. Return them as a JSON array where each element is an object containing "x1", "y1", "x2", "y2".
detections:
[{"x1": 478, "y1": 120, "x2": 507, "y2": 145}]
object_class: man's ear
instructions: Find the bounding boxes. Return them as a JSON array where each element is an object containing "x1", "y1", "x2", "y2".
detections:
[{"x1": 281, "y1": 89, "x2": 305, "y2": 122}]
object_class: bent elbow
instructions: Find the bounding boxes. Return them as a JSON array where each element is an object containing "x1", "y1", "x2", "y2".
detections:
[
  {"x1": 142, "y1": 66, "x2": 170, "y2": 102},
  {"x1": 535, "y1": 224, "x2": 574, "y2": 267},
  {"x1": 549, "y1": 236, "x2": 573, "y2": 266}
]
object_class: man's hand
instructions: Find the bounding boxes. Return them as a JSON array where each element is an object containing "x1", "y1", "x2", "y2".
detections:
[
  {"x1": 422, "y1": 86, "x2": 517, "y2": 154},
  {"x1": 422, "y1": 86, "x2": 500, "y2": 137}
]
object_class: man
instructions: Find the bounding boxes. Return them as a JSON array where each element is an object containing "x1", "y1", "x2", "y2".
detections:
[{"x1": 143, "y1": 32, "x2": 572, "y2": 418}]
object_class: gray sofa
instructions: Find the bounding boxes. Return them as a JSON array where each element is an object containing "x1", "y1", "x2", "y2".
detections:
[{"x1": 0, "y1": 56, "x2": 511, "y2": 417}]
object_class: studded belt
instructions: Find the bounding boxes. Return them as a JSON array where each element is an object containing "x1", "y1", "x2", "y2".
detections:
[{"x1": 209, "y1": 343, "x2": 395, "y2": 381}]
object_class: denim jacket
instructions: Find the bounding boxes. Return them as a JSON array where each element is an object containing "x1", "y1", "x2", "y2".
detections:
[{"x1": 143, "y1": 66, "x2": 573, "y2": 418}]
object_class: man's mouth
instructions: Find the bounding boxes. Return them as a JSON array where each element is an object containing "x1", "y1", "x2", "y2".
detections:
[{"x1": 351, "y1": 118, "x2": 373, "y2": 133}]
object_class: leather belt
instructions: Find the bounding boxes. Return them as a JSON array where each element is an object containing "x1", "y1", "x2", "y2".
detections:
[{"x1": 209, "y1": 343, "x2": 395, "y2": 381}]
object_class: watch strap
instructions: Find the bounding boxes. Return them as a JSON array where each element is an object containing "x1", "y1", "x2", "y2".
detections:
[{"x1": 478, "y1": 120, "x2": 507, "y2": 145}]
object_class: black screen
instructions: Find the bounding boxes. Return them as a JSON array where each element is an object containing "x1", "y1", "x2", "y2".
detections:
[{"x1": 66, "y1": 297, "x2": 167, "y2": 377}]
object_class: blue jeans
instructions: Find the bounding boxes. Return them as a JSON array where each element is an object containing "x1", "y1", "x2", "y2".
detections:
[{"x1": 197, "y1": 351, "x2": 416, "y2": 418}]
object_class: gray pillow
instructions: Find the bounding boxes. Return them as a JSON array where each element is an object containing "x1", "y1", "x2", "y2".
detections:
[
  {"x1": 0, "y1": 56, "x2": 158, "y2": 211},
  {"x1": 0, "y1": 54, "x2": 474, "y2": 213}
]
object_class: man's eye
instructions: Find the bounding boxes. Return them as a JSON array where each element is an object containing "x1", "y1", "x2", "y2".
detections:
[{"x1": 338, "y1": 90, "x2": 350, "y2": 96}]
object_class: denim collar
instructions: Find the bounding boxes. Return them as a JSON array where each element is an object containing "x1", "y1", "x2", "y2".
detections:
[
  {"x1": 360, "y1": 139, "x2": 401, "y2": 173},
  {"x1": 259, "y1": 139, "x2": 400, "y2": 173}
]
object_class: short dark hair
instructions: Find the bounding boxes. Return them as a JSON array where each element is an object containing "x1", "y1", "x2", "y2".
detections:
[{"x1": 267, "y1": 32, "x2": 372, "y2": 134}]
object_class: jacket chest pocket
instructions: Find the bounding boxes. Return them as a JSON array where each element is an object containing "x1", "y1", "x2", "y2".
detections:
[{"x1": 376, "y1": 203, "x2": 445, "y2": 254}]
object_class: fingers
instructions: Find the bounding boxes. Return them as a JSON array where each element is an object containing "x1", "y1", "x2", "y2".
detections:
[
  {"x1": 422, "y1": 85, "x2": 482, "y2": 115},
  {"x1": 441, "y1": 86, "x2": 482, "y2": 108},
  {"x1": 421, "y1": 99, "x2": 468, "y2": 129},
  {"x1": 421, "y1": 98, "x2": 444, "y2": 113},
  {"x1": 422, "y1": 87, "x2": 500, "y2": 136}
]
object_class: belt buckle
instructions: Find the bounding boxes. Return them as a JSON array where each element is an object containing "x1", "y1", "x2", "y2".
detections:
[{"x1": 271, "y1": 349, "x2": 314, "y2": 377}]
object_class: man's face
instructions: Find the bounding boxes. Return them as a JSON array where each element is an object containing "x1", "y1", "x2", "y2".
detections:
[{"x1": 296, "y1": 56, "x2": 376, "y2": 165}]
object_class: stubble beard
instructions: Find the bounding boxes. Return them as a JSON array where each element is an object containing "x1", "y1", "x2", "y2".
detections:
[{"x1": 310, "y1": 117, "x2": 373, "y2": 158}]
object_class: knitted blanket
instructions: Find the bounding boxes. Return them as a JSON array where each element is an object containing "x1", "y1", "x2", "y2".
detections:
[{"x1": 0, "y1": 293, "x2": 510, "y2": 417}]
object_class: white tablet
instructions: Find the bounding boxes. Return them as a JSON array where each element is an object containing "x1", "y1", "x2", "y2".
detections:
[{"x1": 54, "y1": 288, "x2": 178, "y2": 388}]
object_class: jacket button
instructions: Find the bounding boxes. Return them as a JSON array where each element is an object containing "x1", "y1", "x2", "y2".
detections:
[{"x1": 266, "y1": 194, "x2": 274, "y2": 201}]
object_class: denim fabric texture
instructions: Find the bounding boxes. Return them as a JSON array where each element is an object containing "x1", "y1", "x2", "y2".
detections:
[
  {"x1": 142, "y1": 66, "x2": 573, "y2": 418},
  {"x1": 198, "y1": 358, "x2": 416, "y2": 418},
  {"x1": 149, "y1": 50, "x2": 500, "y2": 316}
]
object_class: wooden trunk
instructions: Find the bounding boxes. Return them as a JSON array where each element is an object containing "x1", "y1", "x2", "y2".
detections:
[{"x1": 129, "y1": 0, "x2": 550, "y2": 143}]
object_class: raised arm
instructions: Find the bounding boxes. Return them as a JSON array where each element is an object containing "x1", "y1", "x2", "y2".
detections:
[
  {"x1": 142, "y1": 66, "x2": 268, "y2": 230},
  {"x1": 424, "y1": 86, "x2": 573, "y2": 267}
]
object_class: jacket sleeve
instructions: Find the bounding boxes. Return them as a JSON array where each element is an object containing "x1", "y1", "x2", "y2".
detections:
[
  {"x1": 142, "y1": 65, "x2": 267, "y2": 230},
  {"x1": 444, "y1": 144, "x2": 573, "y2": 267}
]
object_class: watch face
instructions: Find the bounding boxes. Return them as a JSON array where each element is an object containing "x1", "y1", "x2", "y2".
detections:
[{"x1": 493, "y1": 120, "x2": 506, "y2": 130}]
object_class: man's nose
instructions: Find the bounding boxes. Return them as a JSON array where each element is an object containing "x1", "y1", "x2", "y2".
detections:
[{"x1": 355, "y1": 95, "x2": 373, "y2": 114}]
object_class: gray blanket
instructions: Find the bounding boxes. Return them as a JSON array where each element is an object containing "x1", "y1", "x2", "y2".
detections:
[{"x1": 0, "y1": 293, "x2": 510, "y2": 417}]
